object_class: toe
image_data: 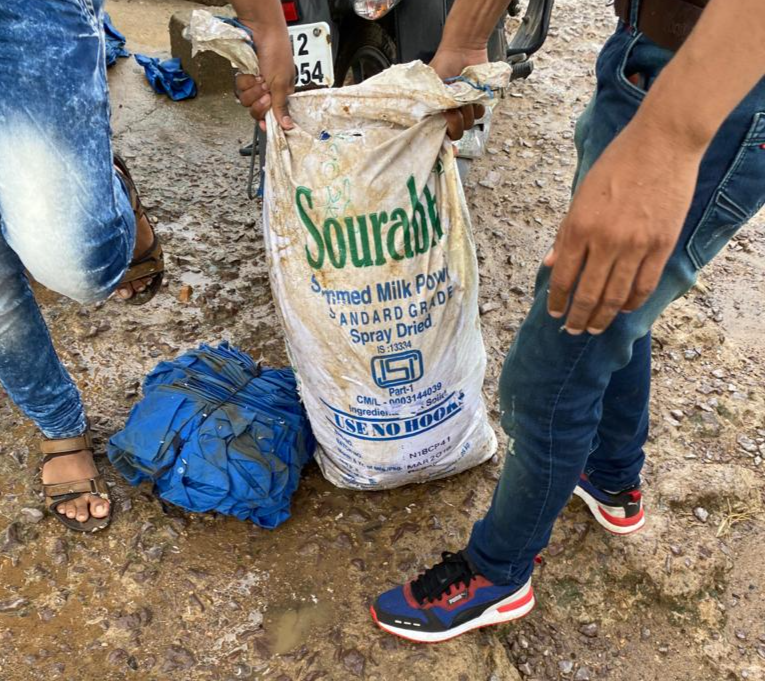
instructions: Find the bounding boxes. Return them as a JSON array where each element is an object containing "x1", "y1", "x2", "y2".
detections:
[
  {"x1": 65, "y1": 500, "x2": 78, "y2": 519},
  {"x1": 89, "y1": 495, "x2": 110, "y2": 519},
  {"x1": 116, "y1": 285, "x2": 133, "y2": 299},
  {"x1": 74, "y1": 495, "x2": 91, "y2": 523}
]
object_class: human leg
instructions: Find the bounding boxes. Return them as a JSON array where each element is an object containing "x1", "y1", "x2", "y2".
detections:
[{"x1": 373, "y1": 22, "x2": 765, "y2": 640}]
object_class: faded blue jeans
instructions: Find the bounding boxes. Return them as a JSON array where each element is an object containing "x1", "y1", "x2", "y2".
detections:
[
  {"x1": 467, "y1": 22, "x2": 765, "y2": 586},
  {"x1": 0, "y1": 0, "x2": 135, "y2": 439}
]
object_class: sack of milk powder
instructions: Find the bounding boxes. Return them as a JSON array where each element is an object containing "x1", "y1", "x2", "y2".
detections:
[
  {"x1": 263, "y1": 63, "x2": 511, "y2": 490},
  {"x1": 187, "y1": 11, "x2": 507, "y2": 489}
]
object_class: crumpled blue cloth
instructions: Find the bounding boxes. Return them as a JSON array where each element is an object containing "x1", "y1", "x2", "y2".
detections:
[
  {"x1": 134, "y1": 54, "x2": 197, "y2": 101},
  {"x1": 108, "y1": 343, "x2": 315, "y2": 529},
  {"x1": 104, "y1": 13, "x2": 130, "y2": 67}
]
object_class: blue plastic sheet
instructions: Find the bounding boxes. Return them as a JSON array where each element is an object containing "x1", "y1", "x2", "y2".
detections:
[
  {"x1": 104, "y1": 13, "x2": 130, "y2": 67},
  {"x1": 108, "y1": 343, "x2": 315, "y2": 529},
  {"x1": 134, "y1": 55, "x2": 197, "y2": 101}
]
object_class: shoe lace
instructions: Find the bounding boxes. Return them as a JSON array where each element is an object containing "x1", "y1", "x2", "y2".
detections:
[{"x1": 410, "y1": 551, "x2": 476, "y2": 605}]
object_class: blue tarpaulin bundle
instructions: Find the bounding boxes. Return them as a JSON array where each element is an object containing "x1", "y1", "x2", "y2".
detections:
[
  {"x1": 108, "y1": 343, "x2": 315, "y2": 529},
  {"x1": 103, "y1": 13, "x2": 130, "y2": 67},
  {"x1": 134, "y1": 55, "x2": 197, "y2": 101}
]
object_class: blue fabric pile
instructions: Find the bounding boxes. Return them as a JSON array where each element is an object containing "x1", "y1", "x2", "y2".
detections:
[
  {"x1": 103, "y1": 13, "x2": 130, "y2": 67},
  {"x1": 108, "y1": 343, "x2": 315, "y2": 529},
  {"x1": 134, "y1": 55, "x2": 197, "y2": 101}
]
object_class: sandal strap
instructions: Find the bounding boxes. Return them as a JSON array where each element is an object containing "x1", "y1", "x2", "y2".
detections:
[
  {"x1": 121, "y1": 235, "x2": 164, "y2": 284},
  {"x1": 41, "y1": 431, "x2": 93, "y2": 459},
  {"x1": 113, "y1": 153, "x2": 142, "y2": 215},
  {"x1": 44, "y1": 475, "x2": 109, "y2": 500}
]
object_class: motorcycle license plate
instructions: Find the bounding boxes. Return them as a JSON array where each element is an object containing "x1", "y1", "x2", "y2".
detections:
[{"x1": 289, "y1": 22, "x2": 334, "y2": 88}]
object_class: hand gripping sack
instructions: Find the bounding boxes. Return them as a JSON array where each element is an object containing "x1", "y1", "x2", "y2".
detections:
[{"x1": 264, "y1": 62, "x2": 509, "y2": 490}]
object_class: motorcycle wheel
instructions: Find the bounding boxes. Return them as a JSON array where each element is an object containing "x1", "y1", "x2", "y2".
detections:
[{"x1": 333, "y1": 22, "x2": 396, "y2": 87}]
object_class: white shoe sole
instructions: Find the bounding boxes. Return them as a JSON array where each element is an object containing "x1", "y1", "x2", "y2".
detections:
[
  {"x1": 372, "y1": 578, "x2": 535, "y2": 644},
  {"x1": 573, "y1": 485, "x2": 646, "y2": 535}
]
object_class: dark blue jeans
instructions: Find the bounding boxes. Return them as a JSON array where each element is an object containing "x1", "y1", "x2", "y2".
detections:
[
  {"x1": 0, "y1": 0, "x2": 135, "y2": 438},
  {"x1": 467, "y1": 24, "x2": 765, "y2": 587}
]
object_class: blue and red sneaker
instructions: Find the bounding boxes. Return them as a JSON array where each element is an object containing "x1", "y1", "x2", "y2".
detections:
[
  {"x1": 370, "y1": 551, "x2": 535, "y2": 643},
  {"x1": 573, "y1": 475, "x2": 645, "y2": 535}
]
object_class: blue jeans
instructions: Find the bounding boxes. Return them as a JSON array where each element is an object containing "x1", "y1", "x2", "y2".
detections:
[
  {"x1": 467, "y1": 23, "x2": 765, "y2": 587},
  {"x1": 0, "y1": 0, "x2": 135, "y2": 439}
]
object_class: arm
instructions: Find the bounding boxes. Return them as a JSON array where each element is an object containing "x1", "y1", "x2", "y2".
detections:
[
  {"x1": 231, "y1": 0, "x2": 294, "y2": 130},
  {"x1": 546, "y1": 0, "x2": 765, "y2": 334},
  {"x1": 429, "y1": 0, "x2": 511, "y2": 138}
]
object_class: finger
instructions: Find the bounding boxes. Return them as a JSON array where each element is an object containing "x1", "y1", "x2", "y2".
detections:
[
  {"x1": 460, "y1": 104, "x2": 475, "y2": 131},
  {"x1": 270, "y1": 79, "x2": 294, "y2": 130},
  {"x1": 585, "y1": 254, "x2": 644, "y2": 334},
  {"x1": 546, "y1": 224, "x2": 586, "y2": 319},
  {"x1": 248, "y1": 93, "x2": 272, "y2": 121},
  {"x1": 235, "y1": 74, "x2": 262, "y2": 92},
  {"x1": 622, "y1": 250, "x2": 668, "y2": 312},
  {"x1": 474, "y1": 104, "x2": 486, "y2": 120},
  {"x1": 444, "y1": 110, "x2": 465, "y2": 140},
  {"x1": 563, "y1": 252, "x2": 617, "y2": 334},
  {"x1": 238, "y1": 82, "x2": 268, "y2": 108},
  {"x1": 543, "y1": 245, "x2": 557, "y2": 268}
]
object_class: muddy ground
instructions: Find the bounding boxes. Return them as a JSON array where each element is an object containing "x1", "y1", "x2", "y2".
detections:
[{"x1": 1, "y1": 0, "x2": 764, "y2": 679}]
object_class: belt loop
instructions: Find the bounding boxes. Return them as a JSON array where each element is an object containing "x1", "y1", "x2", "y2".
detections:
[{"x1": 629, "y1": 0, "x2": 640, "y2": 28}]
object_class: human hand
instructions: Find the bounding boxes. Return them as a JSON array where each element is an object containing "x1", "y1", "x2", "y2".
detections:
[
  {"x1": 235, "y1": 20, "x2": 295, "y2": 131},
  {"x1": 545, "y1": 120, "x2": 703, "y2": 335},
  {"x1": 430, "y1": 46, "x2": 487, "y2": 140}
]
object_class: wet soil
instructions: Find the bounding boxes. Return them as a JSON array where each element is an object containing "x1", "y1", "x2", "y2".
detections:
[{"x1": 1, "y1": 1, "x2": 764, "y2": 680}]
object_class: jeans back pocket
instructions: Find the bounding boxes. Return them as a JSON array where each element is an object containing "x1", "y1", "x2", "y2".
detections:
[{"x1": 687, "y1": 112, "x2": 765, "y2": 270}]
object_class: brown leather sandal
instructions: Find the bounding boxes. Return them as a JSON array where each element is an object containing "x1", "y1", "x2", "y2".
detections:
[
  {"x1": 41, "y1": 431, "x2": 112, "y2": 533},
  {"x1": 113, "y1": 153, "x2": 165, "y2": 306}
]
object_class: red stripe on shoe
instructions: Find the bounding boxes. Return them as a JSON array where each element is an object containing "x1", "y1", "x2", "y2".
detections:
[
  {"x1": 598, "y1": 505, "x2": 644, "y2": 527},
  {"x1": 497, "y1": 587, "x2": 535, "y2": 613}
]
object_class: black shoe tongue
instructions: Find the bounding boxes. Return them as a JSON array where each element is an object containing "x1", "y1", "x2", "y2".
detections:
[{"x1": 411, "y1": 552, "x2": 474, "y2": 603}]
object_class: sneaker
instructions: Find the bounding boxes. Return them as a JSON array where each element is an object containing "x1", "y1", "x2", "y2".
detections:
[
  {"x1": 370, "y1": 551, "x2": 535, "y2": 643},
  {"x1": 573, "y1": 475, "x2": 645, "y2": 535}
]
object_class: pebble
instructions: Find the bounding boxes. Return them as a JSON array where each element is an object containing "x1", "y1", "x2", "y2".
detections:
[
  {"x1": 559, "y1": 659, "x2": 574, "y2": 674},
  {"x1": 161, "y1": 645, "x2": 195, "y2": 672},
  {"x1": 0, "y1": 597, "x2": 29, "y2": 613},
  {"x1": 480, "y1": 301, "x2": 502, "y2": 315},
  {"x1": 574, "y1": 667, "x2": 591, "y2": 681},
  {"x1": 579, "y1": 622, "x2": 599, "y2": 638},
  {"x1": 178, "y1": 284, "x2": 194, "y2": 303},
  {"x1": 517, "y1": 662, "x2": 533, "y2": 676},
  {"x1": 479, "y1": 171, "x2": 501, "y2": 189},
  {"x1": 341, "y1": 648, "x2": 366, "y2": 677},
  {"x1": 0, "y1": 522, "x2": 23, "y2": 552},
  {"x1": 20, "y1": 508, "x2": 44, "y2": 524},
  {"x1": 107, "y1": 649, "x2": 129, "y2": 667},
  {"x1": 738, "y1": 435, "x2": 758, "y2": 453},
  {"x1": 694, "y1": 507, "x2": 710, "y2": 523}
]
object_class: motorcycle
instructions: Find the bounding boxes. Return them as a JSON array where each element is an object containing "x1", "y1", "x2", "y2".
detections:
[{"x1": 244, "y1": 0, "x2": 554, "y2": 197}]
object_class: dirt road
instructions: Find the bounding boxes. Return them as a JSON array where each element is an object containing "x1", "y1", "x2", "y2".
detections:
[{"x1": 1, "y1": 1, "x2": 764, "y2": 679}]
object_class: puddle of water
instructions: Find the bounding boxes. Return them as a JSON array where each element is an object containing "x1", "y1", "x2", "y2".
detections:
[
  {"x1": 180, "y1": 270, "x2": 213, "y2": 287},
  {"x1": 266, "y1": 601, "x2": 333, "y2": 655}
]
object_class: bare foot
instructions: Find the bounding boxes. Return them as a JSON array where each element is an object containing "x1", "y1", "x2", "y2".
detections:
[
  {"x1": 116, "y1": 209, "x2": 156, "y2": 300},
  {"x1": 41, "y1": 450, "x2": 110, "y2": 523}
]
